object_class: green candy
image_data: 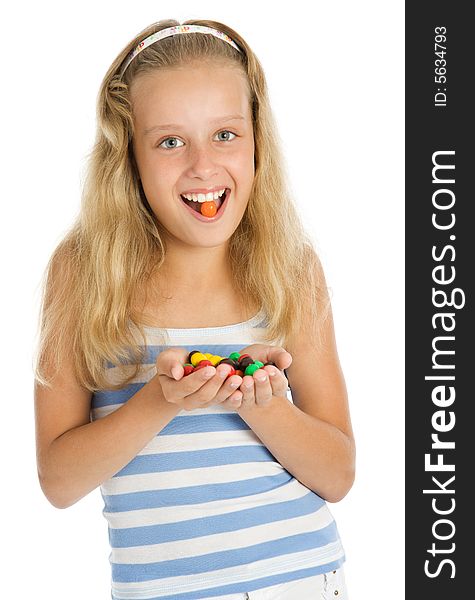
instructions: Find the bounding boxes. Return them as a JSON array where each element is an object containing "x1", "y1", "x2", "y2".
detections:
[
  {"x1": 244, "y1": 363, "x2": 260, "y2": 376},
  {"x1": 254, "y1": 360, "x2": 264, "y2": 368},
  {"x1": 229, "y1": 352, "x2": 241, "y2": 361}
]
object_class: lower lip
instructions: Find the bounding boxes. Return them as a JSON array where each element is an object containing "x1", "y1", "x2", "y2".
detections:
[{"x1": 181, "y1": 190, "x2": 230, "y2": 223}]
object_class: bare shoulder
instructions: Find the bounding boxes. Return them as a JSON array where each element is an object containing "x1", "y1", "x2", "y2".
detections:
[{"x1": 284, "y1": 256, "x2": 353, "y2": 439}]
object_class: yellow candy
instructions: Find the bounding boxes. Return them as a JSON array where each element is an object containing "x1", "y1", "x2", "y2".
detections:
[
  {"x1": 210, "y1": 355, "x2": 222, "y2": 366},
  {"x1": 205, "y1": 353, "x2": 214, "y2": 360},
  {"x1": 190, "y1": 352, "x2": 207, "y2": 366}
]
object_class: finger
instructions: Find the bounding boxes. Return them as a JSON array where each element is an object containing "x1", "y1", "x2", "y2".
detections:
[
  {"x1": 240, "y1": 375, "x2": 255, "y2": 408},
  {"x1": 156, "y1": 347, "x2": 191, "y2": 378},
  {"x1": 213, "y1": 374, "x2": 243, "y2": 404},
  {"x1": 239, "y1": 344, "x2": 275, "y2": 366},
  {"x1": 160, "y1": 364, "x2": 216, "y2": 401},
  {"x1": 221, "y1": 389, "x2": 243, "y2": 411},
  {"x1": 264, "y1": 366, "x2": 289, "y2": 398},
  {"x1": 184, "y1": 364, "x2": 234, "y2": 407},
  {"x1": 268, "y1": 348, "x2": 292, "y2": 370},
  {"x1": 253, "y1": 368, "x2": 273, "y2": 406},
  {"x1": 239, "y1": 344, "x2": 292, "y2": 371}
]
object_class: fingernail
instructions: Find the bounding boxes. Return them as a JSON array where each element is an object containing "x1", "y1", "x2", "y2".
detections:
[
  {"x1": 218, "y1": 367, "x2": 229, "y2": 379},
  {"x1": 203, "y1": 367, "x2": 215, "y2": 378},
  {"x1": 268, "y1": 369, "x2": 277, "y2": 377},
  {"x1": 171, "y1": 366, "x2": 182, "y2": 380},
  {"x1": 256, "y1": 375, "x2": 267, "y2": 382},
  {"x1": 229, "y1": 381, "x2": 240, "y2": 388}
]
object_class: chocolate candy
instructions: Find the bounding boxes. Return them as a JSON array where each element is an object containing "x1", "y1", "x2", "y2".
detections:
[
  {"x1": 182, "y1": 350, "x2": 281, "y2": 381},
  {"x1": 188, "y1": 350, "x2": 201, "y2": 363},
  {"x1": 197, "y1": 359, "x2": 212, "y2": 368},
  {"x1": 183, "y1": 364, "x2": 194, "y2": 376},
  {"x1": 194, "y1": 362, "x2": 209, "y2": 371},
  {"x1": 190, "y1": 352, "x2": 207, "y2": 366},
  {"x1": 244, "y1": 363, "x2": 260, "y2": 376},
  {"x1": 218, "y1": 358, "x2": 237, "y2": 368},
  {"x1": 238, "y1": 356, "x2": 254, "y2": 369},
  {"x1": 201, "y1": 201, "x2": 217, "y2": 217}
]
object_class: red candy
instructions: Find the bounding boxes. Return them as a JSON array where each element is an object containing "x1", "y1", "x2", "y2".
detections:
[
  {"x1": 197, "y1": 360, "x2": 212, "y2": 367},
  {"x1": 194, "y1": 363, "x2": 208, "y2": 371},
  {"x1": 183, "y1": 365, "x2": 194, "y2": 376}
]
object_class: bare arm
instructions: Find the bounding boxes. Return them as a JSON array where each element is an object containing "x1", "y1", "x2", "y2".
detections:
[
  {"x1": 35, "y1": 349, "x2": 244, "y2": 509},
  {"x1": 34, "y1": 369, "x2": 181, "y2": 509},
  {"x1": 234, "y1": 272, "x2": 355, "y2": 502}
]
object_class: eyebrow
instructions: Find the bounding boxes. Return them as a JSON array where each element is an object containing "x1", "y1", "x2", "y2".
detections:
[{"x1": 143, "y1": 115, "x2": 245, "y2": 136}]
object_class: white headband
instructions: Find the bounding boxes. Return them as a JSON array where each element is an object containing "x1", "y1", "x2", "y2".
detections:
[{"x1": 119, "y1": 25, "x2": 242, "y2": 78}]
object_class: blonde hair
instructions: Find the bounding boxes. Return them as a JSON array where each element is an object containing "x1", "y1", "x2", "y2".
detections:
[{"x1": 35, "y1": 18, "x2": 329, "y2": 391}]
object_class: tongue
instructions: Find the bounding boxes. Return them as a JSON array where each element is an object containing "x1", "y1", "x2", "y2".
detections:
[{"x1": 183, "y1": 198, "x2": 201, "y2": 212}]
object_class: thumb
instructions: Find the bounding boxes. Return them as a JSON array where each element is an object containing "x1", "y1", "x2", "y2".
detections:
[
  {"x1": 156, "y1": 347, "x2": 189, "y2": 378},
  {"x1": 266, "y1": 347, "x2": 292, "y2": 370},
  {"x1": 171, "y1": 363, "x2": 184, "y2": 380}
]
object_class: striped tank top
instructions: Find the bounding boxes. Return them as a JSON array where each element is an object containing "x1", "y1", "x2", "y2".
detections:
[{"x1": 90, "y1": 309, "x2": 345, "y2": 600}]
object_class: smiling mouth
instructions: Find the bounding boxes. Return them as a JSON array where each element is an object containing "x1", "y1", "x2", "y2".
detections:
[{"x1": 180, "y1": 188, "x2": 228, "y2": 214}]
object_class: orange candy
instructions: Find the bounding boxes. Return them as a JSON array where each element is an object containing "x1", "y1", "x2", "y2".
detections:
[{"x1": 201, "y1": 201, "x2": 217, "y2": 217}]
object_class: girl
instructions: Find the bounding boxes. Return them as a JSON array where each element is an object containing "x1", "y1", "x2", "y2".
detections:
[{"x1": 35, "y1": 19, "x2": 354, "y2": 600}]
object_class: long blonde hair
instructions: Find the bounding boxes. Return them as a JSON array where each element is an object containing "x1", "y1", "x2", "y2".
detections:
[{"x1": 35, "y1": 19, "x2": 329, "y2": 391}]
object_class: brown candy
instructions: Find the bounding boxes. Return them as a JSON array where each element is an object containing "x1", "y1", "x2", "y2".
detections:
[
  {"x1": 218, "y1": 358, "x2": 238, "y2": 368},
  {"x1": 238, "y1": 356, "x2": 254, "y2": 369}
]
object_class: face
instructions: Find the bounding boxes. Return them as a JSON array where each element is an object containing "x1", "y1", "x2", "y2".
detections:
[{"x1": 130, "y1": 62, "x2": 255, "y2": 250}]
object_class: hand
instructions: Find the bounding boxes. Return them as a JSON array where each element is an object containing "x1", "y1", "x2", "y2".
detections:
[
  {"x1": 156, "y1": 348, "x2": 244, "y2": 411},
  {"x1": 237, "y1": 344, "x2": 292, "y2": 409}
]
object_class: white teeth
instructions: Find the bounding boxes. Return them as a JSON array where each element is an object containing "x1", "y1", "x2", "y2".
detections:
[{"x1": 182, "y1": 188, "x2": 226, "y2": 202}]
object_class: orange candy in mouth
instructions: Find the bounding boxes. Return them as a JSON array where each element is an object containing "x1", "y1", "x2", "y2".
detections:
[{"x1": 200, "y1": 200, "x2": 218, "y2": 217}]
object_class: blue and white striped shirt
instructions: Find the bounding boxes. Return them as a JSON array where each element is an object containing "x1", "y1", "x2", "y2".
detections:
[{"x1": 91, "y1": 309, "x2": 345, "y2": 600}]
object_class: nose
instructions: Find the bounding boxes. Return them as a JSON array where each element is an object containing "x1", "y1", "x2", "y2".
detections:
[{"x1": 185, "y1": 143, "x2": 219, "y2": 180}]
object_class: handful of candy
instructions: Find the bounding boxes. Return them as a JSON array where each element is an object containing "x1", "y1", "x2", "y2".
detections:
[{"x1": 183, "y1": 351, "x2": 276, "y2": 378}]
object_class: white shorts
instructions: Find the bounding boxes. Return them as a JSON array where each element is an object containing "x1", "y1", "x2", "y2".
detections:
[{"x1": 199, "y1": 567, "x2": 348, "y2": 599}]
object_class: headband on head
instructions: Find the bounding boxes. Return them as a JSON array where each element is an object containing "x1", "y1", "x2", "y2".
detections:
[{"x1": 119, "y1": 25, "x2": 242, "y2": 78}]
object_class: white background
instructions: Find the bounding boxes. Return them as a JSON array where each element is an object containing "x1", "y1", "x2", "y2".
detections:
[{"x1": 1, "y1": 1, "x2": 404, "y2": 598}]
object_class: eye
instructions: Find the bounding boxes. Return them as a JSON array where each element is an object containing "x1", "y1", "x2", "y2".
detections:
[
  {"x1": 215, "y1": 130, "x2": 237, "y2": 142},
  {"x1": 158, "y1": 137, "x2": 184, "y2": 149}
]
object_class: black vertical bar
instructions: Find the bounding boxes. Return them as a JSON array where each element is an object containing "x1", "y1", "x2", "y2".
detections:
[{"x1": 406, "y1": 4, "x2": 473, "y2": 597}]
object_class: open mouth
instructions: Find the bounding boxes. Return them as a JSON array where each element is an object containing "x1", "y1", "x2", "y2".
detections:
[{"x1": 180, "y1": 188, "x2": 229, "y2": 216}]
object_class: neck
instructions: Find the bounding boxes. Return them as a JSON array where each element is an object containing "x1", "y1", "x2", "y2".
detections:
[{"x1": 155, "y1": 242, "x2": 234, "y2": 295}]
